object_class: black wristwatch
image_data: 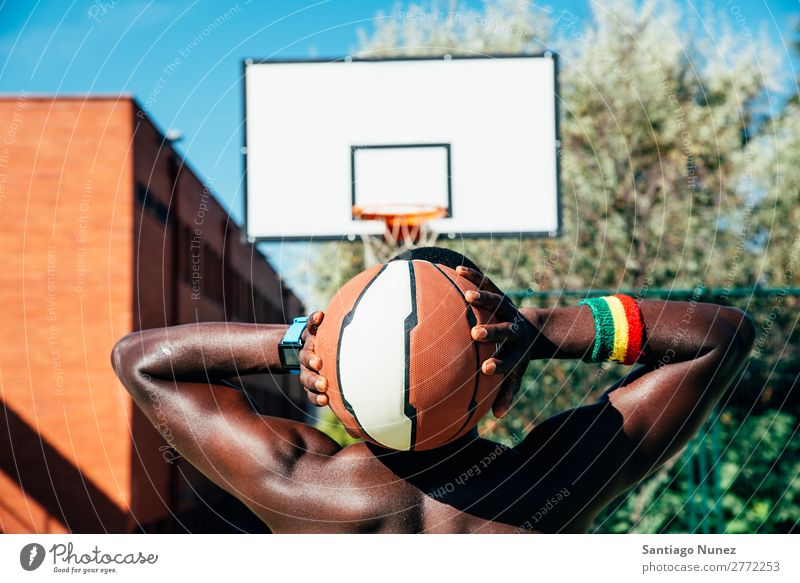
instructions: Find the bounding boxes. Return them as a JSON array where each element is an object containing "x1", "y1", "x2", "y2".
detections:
[{"x1": 278, "y1": 317, "x2": 308, "y2": 373}]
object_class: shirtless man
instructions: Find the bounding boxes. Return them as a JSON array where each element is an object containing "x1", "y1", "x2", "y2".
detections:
[{"x1": 111, "y1": 248, "x2": 755, "y2": 533}]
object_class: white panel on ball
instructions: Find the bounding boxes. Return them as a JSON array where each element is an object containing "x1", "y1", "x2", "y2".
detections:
[
  {"x1": 243, "y1": 54, "x2": 560, "y2": 241},
  {"x1": 337, "y1": 260, "x2": 414, "y2": 450}
]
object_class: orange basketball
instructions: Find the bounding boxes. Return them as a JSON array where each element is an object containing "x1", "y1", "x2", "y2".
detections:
[{"x1": 315, "y1": 259, "x2": 503, "y2": 451}]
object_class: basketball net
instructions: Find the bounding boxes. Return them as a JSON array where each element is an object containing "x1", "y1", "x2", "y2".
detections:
[{"x1": 353, "y1": 204, "x2": 446, "y2": 267}]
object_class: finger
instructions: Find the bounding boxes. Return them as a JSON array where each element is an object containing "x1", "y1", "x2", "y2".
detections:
[
  {"x1": 481, "y1": 357, "x2": 523, "y2": 376},
  {"x1": 471, "y1": 322, "x2": 516, "y2": 343},
  {"x1": 455, "y1": 265, "x2": 482, "y2": 286},
  {"x1": 299, "y1": 346, "x2": 322, "y2": 372},
  {"x1": 492, "y1": 384, "x2": 514, "y2": 419},
  {"x1": 308, "y1": 311, "x2": 324, "y2": 333},
  {"x1": 299, "y1": 368, "x2": 327, "y2": 394},
  {"x1": 306, "y1": 389, "x2": 329, "y2": 408},
  {"x1": 302, "y1": 311, "x2": 325, "y2": 340},
  {"x1": 455, "y1": 265, "x2": 502, "y2": 294},
  {"x1": 305, "y1": 331, "x2": 317, "y2": 352},
  {"x1": 481, "y1": 357, "x2": 502, "y2": 375},
  {"x1": 465, "y1": 290, "x2": 517, "y2": 320}
]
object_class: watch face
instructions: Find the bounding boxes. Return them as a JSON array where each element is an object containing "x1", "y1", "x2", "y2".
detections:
[{"x1": 281, "y1": 346, "x2": 301, "y2": 368}]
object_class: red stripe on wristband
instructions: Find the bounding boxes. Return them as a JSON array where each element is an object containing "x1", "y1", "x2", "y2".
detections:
[{"x1": 615, "y1": 294, "x2": 644, "y2": 365}]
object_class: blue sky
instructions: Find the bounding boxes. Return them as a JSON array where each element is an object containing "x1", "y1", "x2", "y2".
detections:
[{"x1": 1, "y1": 0, "x2": 798, "y2": 303}]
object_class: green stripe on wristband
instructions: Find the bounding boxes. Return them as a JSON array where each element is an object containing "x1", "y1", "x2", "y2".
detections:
[{"x1": 579, "y1": 297, "x2": 615, "y2": 362}]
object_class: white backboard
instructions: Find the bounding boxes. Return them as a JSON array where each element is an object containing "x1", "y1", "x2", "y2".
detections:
[{"x1": 243, "y1": 55, "x2": 560, "y2": 241}]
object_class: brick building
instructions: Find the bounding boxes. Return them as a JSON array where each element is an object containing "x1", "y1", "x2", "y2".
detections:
[{"x1": 0, "y1": 95, "x2": 307, "y2": 533}]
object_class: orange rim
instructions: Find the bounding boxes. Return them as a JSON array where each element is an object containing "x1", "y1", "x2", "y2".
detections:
[{"x1": 353, "y1": 204, "x2": 447, "y2": 229}]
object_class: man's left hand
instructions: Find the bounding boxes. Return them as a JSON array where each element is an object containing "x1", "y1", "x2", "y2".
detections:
[{"x1": 456, "y1": 265, "x2": 537, "y2": 419}]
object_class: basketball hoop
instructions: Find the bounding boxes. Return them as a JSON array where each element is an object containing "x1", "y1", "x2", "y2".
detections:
[{"x1": 353, "y1": 203, "x2": 447, "y2": 266}]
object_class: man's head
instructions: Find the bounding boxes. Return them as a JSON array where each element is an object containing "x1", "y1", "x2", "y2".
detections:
[{"x1": 393, "y1": 247, "x2": 482, "y2": 274}]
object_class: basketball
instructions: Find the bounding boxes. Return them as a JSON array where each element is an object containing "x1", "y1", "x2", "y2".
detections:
[{"x1": 315, "y1": 259, "x2": 503, "y2": 451}]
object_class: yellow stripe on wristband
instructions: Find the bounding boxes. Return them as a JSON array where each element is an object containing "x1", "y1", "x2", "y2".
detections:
[{"x1": 605, "y1": 295, "x2": 630, "y2": 363}]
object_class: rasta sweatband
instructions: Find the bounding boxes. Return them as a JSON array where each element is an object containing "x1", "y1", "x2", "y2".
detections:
[{"x1": 578, "y1": 294, "x2": 645, "y2": 365}]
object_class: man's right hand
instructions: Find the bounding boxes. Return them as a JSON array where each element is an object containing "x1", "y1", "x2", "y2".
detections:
[{"x1": 299, "y1": 311, "x2": 329, "y2": 407}]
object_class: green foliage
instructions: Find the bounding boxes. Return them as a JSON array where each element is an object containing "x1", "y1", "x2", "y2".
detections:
[
  {"x1": 309, "y1": 239, "x2": 365, "y2": 308},
  {"x1": 308, "y1": 0, "x2": 798, "y2": 533},
  {"x1": 593, "y1": 410, "x2": 799, "y2": 533},
  {"x1": 316, "y1": 407, "x2": 361, "y2": 447},
  {"x1": 354, "y1": 0, "x2": 551, "y2": 57},
  {"x1": 749, "y1": 102, "x2": 800, "y2": 288},
  {"x1": 720, "y1": 411, "x2": 800, "y2": 533}
]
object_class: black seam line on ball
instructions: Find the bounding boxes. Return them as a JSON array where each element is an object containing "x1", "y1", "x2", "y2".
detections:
[
  {"x1": 337, "y1": 263, "x2": 388, "y2": 444},
  {"x1": 430, "y1": 263, "x2": 481, "y2": 442},
  {"x1": 405, "y1": 261, "x2": 419, "y2": 451}
]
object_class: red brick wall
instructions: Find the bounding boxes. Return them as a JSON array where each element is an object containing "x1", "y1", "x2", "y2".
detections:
[
  {"x1": 127, "y1": 102, "x2": 307, "y2": 532},
  {"x1": 0, "y1": 96, "x2": 135, "y2": 533},
  {"x1": 0, "y1": 96, "x2": 307, "y2": 533}
]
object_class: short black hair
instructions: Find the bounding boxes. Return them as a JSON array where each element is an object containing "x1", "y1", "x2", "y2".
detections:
[{"x1": 392, "y1": 247, "x2": 482, "y2": 273}]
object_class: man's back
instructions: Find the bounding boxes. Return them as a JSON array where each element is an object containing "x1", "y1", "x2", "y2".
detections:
[
  {"x1": 258, "y1": 438, "x2": 558, "y2": 534},
  {"x1": 245, "y1": 396, "x2": 651, "y2": 534}
]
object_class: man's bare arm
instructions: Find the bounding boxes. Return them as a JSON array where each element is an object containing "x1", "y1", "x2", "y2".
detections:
[
  {"x1": 457, "y1": 266, "x2": 754, "y2": 485},
  {"x1": 457, "y1": 271, "x2": 755, "y2": 528},
  {"x1": 111, "y1": 322, "x2": 341, "y2": 529},
  {"x1": 519, "y1": 300, "x2": 755, "y2": 468}
]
